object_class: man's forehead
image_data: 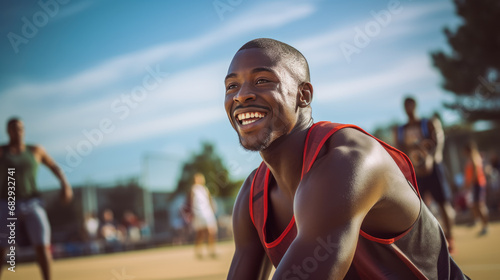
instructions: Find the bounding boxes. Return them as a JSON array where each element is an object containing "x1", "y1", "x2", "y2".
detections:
[
  {"x1": 7, "y1": 124, "x2": 21, "y2": 133},
  {"x1": 227, "y1": 48, "x2": 282, "y2": 74},
  {"x1": 8, "y1": 120, "x2": 23, "y2": 128}
]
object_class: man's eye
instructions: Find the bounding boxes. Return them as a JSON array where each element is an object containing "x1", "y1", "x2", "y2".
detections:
[
  {"x1": 226, "y1": 84, "x2": 237, "y2": 90},
  {"x1": 256, "y1": 79, "x2": 269, "y2": 84}
]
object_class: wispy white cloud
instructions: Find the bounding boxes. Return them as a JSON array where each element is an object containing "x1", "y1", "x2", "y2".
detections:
[
  {"x1": 400, "y1": 1, "x2": 453, "y2": 20},
  {"x1": 314, "y1": 55, "x2": 435, "y2": 102},
  {"x1": 0, "y1": 1, "x2": 317, "y2": 153},
  {"x1": 1, "y1": 1, "x2": 315, "y2": 100},
  {"x1": 292, "y1": 1, "x2": 453, "y2": 67},
  {"x1": 56, "y1": 1, "x2": 95, "y2": 20},
  {"x1": 40, "y1": 103, "x2": 225, "y2": 157},
  {"x1": 147, "y1": 61, "x2": 227, "y2": 105},
  {"x1": 0, "y1": 0, "x2": 452, "y2": 154},
  {"x1": 106, "y1": 106, "x2": 225, "y2": 146},
  {"x1": 12, "y1": 58, "x2": 228, "y2": 155}
]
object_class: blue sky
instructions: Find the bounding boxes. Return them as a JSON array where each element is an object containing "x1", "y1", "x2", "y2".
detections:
[{"x1": 0, "y1": 0, "x2": 461, "y2": 192}]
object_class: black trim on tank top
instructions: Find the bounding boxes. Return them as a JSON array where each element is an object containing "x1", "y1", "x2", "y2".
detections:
[
  {"x1": 407, "y1": 179, "x2": 419, "y2": 197},
  {"x1": 252, "y1": 190, "x2": 264, "y2": 203}
]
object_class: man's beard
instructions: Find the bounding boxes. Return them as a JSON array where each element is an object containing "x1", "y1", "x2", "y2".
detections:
[
  {"x1": 238, "y1": 128, "x2": 273, "y2": 152},
  {"x1": 237, "y1": 123, "x2": 289, "y2": 152}
]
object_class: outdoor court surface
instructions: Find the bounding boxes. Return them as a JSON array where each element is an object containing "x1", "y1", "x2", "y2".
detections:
[{"x1": 3, "y1": 222, "x2": 499, "y2": 280}]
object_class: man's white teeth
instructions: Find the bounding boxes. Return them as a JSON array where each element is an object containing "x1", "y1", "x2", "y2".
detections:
[
  {"x1": 237, "y1": 112, "x2": 265, "y2": 121},
  {"x1": 242, "y1": 119, "x2": 258, "y2": 125}
]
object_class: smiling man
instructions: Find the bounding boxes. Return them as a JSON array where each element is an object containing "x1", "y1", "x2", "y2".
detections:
[{"x1": 224, "y1": 38, "x2": 468, "y2": 280}]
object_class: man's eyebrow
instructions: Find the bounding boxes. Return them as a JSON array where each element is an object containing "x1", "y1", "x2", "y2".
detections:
[
  {"x1": 251, "y1": 67, "x2": 276, "y2": 75},
  {"x1": 225, "y1": 73, "x2": 237, "y2": 82},
  {"x1": 225, "y1": 67, "x2": 277, "y2": 82}
]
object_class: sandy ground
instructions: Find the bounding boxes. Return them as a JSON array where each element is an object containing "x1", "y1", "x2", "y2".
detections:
[{"x1": 1, "y1": 222, "x2": 499, "y2": 280}]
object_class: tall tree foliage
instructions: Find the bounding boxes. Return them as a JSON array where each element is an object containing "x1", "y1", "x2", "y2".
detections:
[
  {"x1": 175, "y1": 142, "x2": 241, "y2": 198},
  {"x1": 431, "y1": 0, "x2": 500, "y2": 121}
]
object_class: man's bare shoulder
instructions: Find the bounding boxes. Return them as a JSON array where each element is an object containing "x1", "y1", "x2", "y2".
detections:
[
  {"x1": 28, "y1": 144, "x2": 43, "y2": 151},
  {"x1": 318, "y1": 127, "x2": 383, "y2": 164},
  {"x1": 28, "y1": 144, "x2": 46, "y2": 158},
  {"x1": 297, "y1": 127, "x2": 394, "y2": 215},
  {"x1": 314, "y1": 127, "x2": 404, "y2": 192},
  {"x1": 300, "y1": 127, "x2": 385, "y2": 196},
  {"x1": 297, "y1": 126, "x2": 419, "y2": 235}
]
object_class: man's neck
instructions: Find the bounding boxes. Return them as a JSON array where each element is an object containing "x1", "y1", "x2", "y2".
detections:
[
  {"x1": 259, "y1": 120, "x2": 312, "y2": 200},
  {"x1": 8, "y1": 140, "x2": 25, "y2": 152},
  {"x1": 407, "y1": 114, "x2": 420, "y2": 125}
]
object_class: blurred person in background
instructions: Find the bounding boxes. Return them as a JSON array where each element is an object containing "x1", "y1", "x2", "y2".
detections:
[
  {"x1": 188, "y1": 173, "x2": 217, "y2": 258},
  {"x1": 395, "y1": 97, "x2": 456, "y2": 253},
  {"x1": 84, "y1": 212, "x2": 100, "y2": 254},
  {"x1": 99, "y1": 209, "x2": 123, "y2": 252},
  {"x1": 170, "y1": 193, "x2": 190, "y2": 245},
  {"x1": 0, "y1": 117, "x2": 73, "y2": 280},
  {"x1": 463, "y1": 141, "x2": 489, "y2": 236},
  {"x1": 121, "y1": 210, "x2": 141, "y2": 242}
]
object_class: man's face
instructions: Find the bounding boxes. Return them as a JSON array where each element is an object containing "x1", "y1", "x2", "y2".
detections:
[
  {"x1": 224, "y1": 48, "x2": 300, "y2": 151},
  {"x1": 404, "y1": 100, "x2": 416, "y2": 117},
  {"x1": 7, "y1": 120, "x2": 24, "y2": 142}
]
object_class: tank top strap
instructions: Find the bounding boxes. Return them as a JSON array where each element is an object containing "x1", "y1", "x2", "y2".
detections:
[
  {"x1": 302, "y1": 121, "x2": 355, "y2": 177},
  {"x1": 249, "y1": 162, "x2": 268, "y2": 231},
  {"x1": 302, "y1": 121, "x2": 420, "y2": 195}
]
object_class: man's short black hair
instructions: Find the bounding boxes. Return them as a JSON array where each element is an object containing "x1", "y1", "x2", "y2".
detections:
[
  {"x1": 238, "y1": 38, "x2": 310, "y2": 83},
  {"x1": 6, "y1": 117, "x2": 21, "y2": 129},
  {"x1": 404, "y1": 96, "x2": 416, "y2": 106}
]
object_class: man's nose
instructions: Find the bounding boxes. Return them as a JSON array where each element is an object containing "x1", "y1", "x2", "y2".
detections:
[{"x1": 233, "y1": 84, "x2": 256, "y2": 103}]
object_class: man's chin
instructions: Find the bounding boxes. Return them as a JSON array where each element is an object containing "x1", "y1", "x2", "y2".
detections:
[
  {"x1": 239, "y1": 141, "x2": 265, "y2": 152},
  {"x1": 239, "y1": 136, "x2": 270, "y2": 152}
]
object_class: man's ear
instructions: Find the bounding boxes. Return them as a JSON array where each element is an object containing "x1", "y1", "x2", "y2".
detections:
[{"x1": 298, "y1": 82, "x2": 313, "y2": 108}]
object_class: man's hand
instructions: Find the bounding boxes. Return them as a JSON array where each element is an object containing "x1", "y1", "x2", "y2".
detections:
[{"x1": 60, "y1": 184, "x2": 73, "y2": 204}]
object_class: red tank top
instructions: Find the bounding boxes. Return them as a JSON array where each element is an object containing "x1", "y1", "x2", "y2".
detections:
[{"x1": 249, "y1": 122, "x2": 468, "y2": 279}]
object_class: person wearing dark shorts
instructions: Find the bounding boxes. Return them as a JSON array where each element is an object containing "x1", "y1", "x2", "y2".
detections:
[
  {"x1": 463, "y1": 141, "x2": 489, "y2": 236},
  {"x1": 0, "y1": 117, "x2": 73, "y2": 280},
  {"x1": 417, "y1": 163, "x2": 452, "y2": 205},
  {"x1": 395, "y1": 97, "x2": 456, "y2": 254}
]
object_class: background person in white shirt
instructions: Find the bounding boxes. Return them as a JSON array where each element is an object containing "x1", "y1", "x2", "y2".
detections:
[{"x1": 189, "y1": 173, "x2": 217, "y2": 258}]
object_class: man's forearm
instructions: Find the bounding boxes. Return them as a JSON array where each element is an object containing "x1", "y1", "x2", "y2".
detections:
[{"x1": 52, "y1": 166, "x2": 70, "y2": 189}]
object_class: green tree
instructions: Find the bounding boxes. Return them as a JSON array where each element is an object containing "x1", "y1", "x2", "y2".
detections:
[
  {"x1": 175, "y1": 142, "x2": 241, "y2": 198},
  {"x1": 431, "y1": 0, "x2": 500, "y2": 121}
]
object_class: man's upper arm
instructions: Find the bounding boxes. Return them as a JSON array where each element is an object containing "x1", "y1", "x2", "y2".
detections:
[
  {"x1": 428, "y1": 118, "x2": 444, "y2": 161},
  {"x1": 228, "y1": 170, "x2": 271, "y2": 280},
  {"x1": 36, "y1": 145, "x2": 67, "y2": 182},
  {"x1": 274, "y1": 129, "x2": 386, "y2": 279},
  {"x1": 36, "y1": 145, "x2": 56, "y2": 168}
]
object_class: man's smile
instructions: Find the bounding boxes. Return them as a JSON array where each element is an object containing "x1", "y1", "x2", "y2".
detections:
[
  {"x1": 236, "y1": 112, "x2": 266, "y2": 125},
  {"x1": 233, "y1": 106, "x2": 269, "y2": 130}
]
